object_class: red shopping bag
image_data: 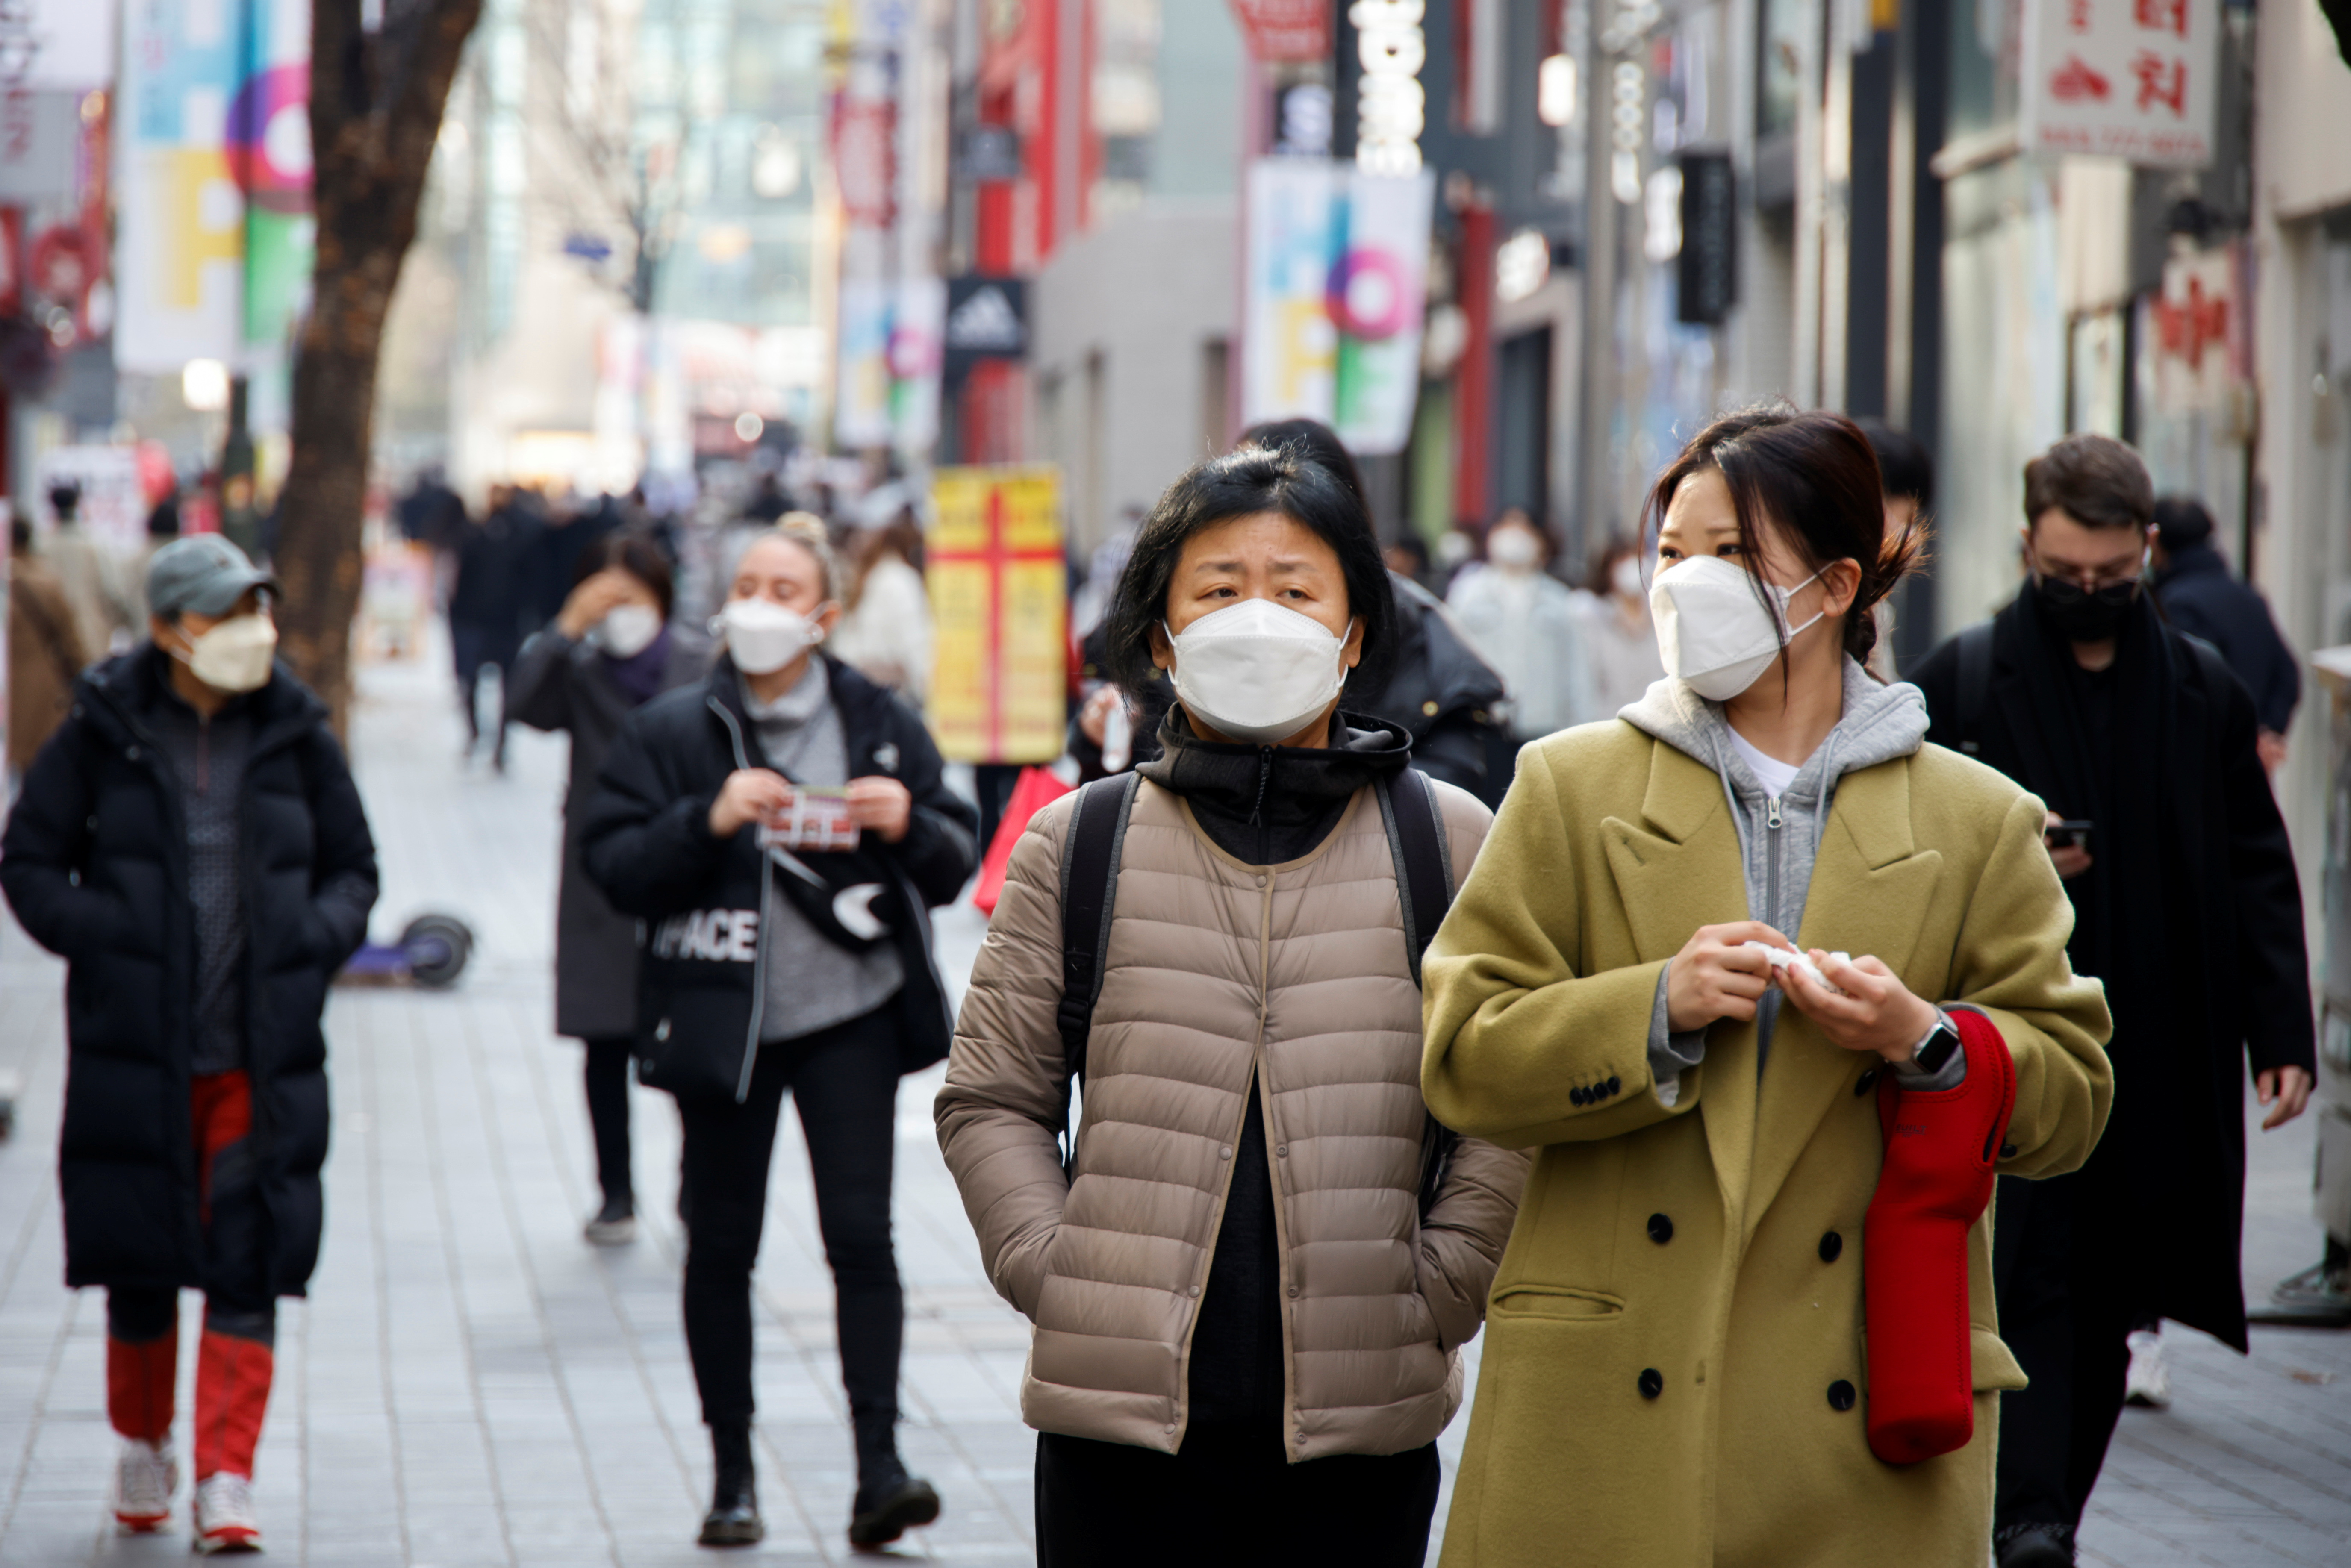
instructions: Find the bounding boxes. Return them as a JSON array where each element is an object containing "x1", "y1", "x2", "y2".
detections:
[{"x1": 971, "y1": 766, "x2": 1075, "y2": 916}]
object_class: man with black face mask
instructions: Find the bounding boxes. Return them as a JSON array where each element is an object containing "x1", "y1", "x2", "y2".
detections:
[{"x1": 1910, "y1": 434, "x2": 2315, "y2": 1568}]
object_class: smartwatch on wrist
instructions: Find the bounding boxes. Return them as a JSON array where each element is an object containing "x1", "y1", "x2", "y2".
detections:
[{"x1": 1898, "y1": 1009, "x2": 1961, "y2": 1076}]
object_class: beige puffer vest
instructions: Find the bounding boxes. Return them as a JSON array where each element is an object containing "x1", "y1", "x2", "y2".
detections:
[{"x1": 937, "y1": 776, "x2": 1530, "y2": 1462}]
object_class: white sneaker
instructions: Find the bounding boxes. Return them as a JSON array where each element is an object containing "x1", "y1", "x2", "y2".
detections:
[
  {"x1": 111, "y1": 1437, "x2": 177, "y2": 1533},
  {"x1": 192, "y1": 1471, "x2": 262, "y2": 1554},
  {"x1": 2125, "y1": 1327, "x2": 2172, "y2": 1409}
]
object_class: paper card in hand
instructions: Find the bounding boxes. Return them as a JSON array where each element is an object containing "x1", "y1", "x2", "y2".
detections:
[{"x1": 759, "y1": 786, "x2": 860, "y2": 853}]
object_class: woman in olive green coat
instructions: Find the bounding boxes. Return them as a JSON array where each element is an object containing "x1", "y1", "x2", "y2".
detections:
[{"x1": 1420, "y1": 409, "x2": 2112, "y2": 1567}]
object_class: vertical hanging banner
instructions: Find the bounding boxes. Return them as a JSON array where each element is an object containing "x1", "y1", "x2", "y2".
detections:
[
  {"x1": 2019, "y1": 0, "x2": 2218, "y2": 168},
  {"x1": 116, "y1": 0, "x2": 313, "y2": 373},
  {"x1": 928, "y1": 465, "x2": 1067, "y2": 764},
  {"x1": 1241, "y1": 159, "x2": 1433, "y2": 456}
]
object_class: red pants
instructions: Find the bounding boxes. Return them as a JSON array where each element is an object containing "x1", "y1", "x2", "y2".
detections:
[{"x1": 106, "y1": 1071, "x2": 275, "y2": 1481}]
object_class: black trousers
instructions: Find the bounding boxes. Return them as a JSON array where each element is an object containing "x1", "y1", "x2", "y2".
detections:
[
  {"x1": 1034, "y1": 1424, "x2": 1441, "y2": 1568},
  {"x1": 581, "y1": 1036, "x2": 634, "y2": 1210},
  {"x1": 676, "y1": 1008, "x2": 902, "y2": 1431},
  {"x1": 1993, "y1": 1174, "x2": 2138, "y2": 1536}
]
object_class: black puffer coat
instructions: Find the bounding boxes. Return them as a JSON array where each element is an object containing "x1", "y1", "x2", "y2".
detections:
[
  {"x1": 0, "y1": 649, "x2": 379, "y2": 1294},
  {"x1": 578, "y1": 653, "x2": 978, "y2": 1094}
]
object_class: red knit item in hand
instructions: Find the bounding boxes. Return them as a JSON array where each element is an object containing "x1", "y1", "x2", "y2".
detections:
[{"x1": 1864, "y1": 1009, "x2": 2015, "y2": 1465}]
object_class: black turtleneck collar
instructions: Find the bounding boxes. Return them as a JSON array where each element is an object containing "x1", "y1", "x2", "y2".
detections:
[{"x1": 1137, "y1": 704, "x2": 1412, "y2": 865}]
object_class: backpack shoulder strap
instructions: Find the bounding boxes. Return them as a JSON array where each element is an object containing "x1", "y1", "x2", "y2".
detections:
[
  {"x1": 1955, "y1": 620, "x2": 1995, "y2": 756},
  {"x1": 1374, "y1": 767, "x2": 1457, "y2": 986},
  {"x1": 1375, "y1": 768, "x2": 1466, "y2": 1219},
  {"x1": 1055, "y1": 771, "x2": 1142, "y2": 1088}
]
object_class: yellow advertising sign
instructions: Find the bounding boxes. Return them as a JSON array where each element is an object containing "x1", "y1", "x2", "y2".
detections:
[{"x1": 929, "y1": 465, "x2": 1067, "y2": 763}]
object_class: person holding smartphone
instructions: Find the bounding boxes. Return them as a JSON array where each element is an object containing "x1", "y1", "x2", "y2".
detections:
[
  {"x1": 1910, "y1": 435, "x2": 2316, "y2": 1568},
  {"x1": 580, "y1": 516, "x2": 978, "y2": 1552}
]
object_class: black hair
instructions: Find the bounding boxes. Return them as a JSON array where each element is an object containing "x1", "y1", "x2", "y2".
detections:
[
  {"x1": 1854, "y1": 418, "x2": 1935, "y2": 508},
  {"x1": 573, "y1": 529, "x2": 677, "y2": 619},
  {"x1": 1099, "y1": 445, "x2": 1398, "y2": 697},
  {"x1": 2153, "y1": 494, "x2": 2215, "y2": 551},
  {"x1": 48, "y1": 482, "x2": 80, "y2": 520},
  {"x1": 1238, "y1": 418, "x2": 1371, "y2": 530},
  {"x1": 1385, "y1": 532, "x2": 1432, "y2": 573}
]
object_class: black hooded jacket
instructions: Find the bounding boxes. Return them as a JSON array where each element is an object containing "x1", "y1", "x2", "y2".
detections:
[
  {"x1": 577, "y1": 653, "x2": 979, "y2": 1095},
  {"x1": 0, "y1": 649, "x2": 378, "y2": 1295}
]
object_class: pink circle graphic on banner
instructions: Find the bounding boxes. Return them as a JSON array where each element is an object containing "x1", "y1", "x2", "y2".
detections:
[
  {"x1": 1326, "y1": 248, "x2": 1411, "y2": 340},
  {"x1": 226, "y1": 65, "x2": 315, "y2": 216}
]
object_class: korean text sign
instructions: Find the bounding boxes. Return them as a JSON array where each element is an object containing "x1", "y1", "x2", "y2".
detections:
[{"x1": 2020, "y1": 0, "x2": 2218, "y2": 168}]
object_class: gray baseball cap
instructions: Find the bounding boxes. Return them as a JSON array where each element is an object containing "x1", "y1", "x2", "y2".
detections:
[{"x1": 146, "y1": 534, "x2": 280, "y2": 621}]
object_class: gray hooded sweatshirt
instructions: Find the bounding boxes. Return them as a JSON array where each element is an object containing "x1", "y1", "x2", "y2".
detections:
[{"x1": 1619, "y1": 659, "x2": 1962, "y2": 1103}]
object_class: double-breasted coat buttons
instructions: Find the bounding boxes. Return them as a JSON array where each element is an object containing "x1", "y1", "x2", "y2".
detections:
[
  {"x1": 1647, "y1": 1213, "x2": 1674, "y2": 1244},
  {"x1": 1818, "y1": 1231, "x2": 1843, "y2": 1263},
  {"x1": 1637, "y1": 1368, "x2": 1664, "y2": 1399},
  {"x1": 1827, "y1": 1380, "x2": 1857, "y2": 1412}
]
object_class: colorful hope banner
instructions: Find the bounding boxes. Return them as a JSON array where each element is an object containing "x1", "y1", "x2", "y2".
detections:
[
  {"x1": 116, "y1": 0, "x2": 314, "y2": 374},
  {"x1": 1240, "y1": 159, "x2": 1434, "y2": 457},
  {"x1": 928, "y1": 465, "x2": 1068, "y2": 765}
]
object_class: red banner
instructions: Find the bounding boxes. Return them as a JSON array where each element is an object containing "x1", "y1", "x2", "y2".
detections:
[{"x1": 1228, "y1": 0, "x2": 1330, "y2": 63}]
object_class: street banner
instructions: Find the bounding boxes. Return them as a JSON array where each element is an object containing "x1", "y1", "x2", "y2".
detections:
[
  {"x1": 835, "y1": 277, "x2": 943, "y2": 450},
  {"x1": 1241, "y1": 159, "x2": 1433, "y2": 457},
  {"x1": 928, "y1": 465, "x2": 1067, "y2": 765},
  {"x1": 116, "y1": 0, "x2": 313, "y2": 373},
  {"x1": 2019, "y1": 0, "x2": 2218, "y2": 168}
]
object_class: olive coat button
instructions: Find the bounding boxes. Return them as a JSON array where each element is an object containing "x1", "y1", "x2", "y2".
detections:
[
  {"x1": 1827, "y1": 1380, "x2": 1857, "y2": 1412},
  {"x1": 1606, "y1": 1075, "x2": 1621, "y2": 1095},
  {"x1": 1570, "y1": 1086, "x2": 1588, "y2": 1106},
  {"x1": 2000, "y1": 1142, "x2": 2019, "y2": 1159},
  {"x1": 1647, "y1": 1213, "x2": 1673, "y2": 1244},
  {"x1": 1854, "y1": 1067, "x2": 1880, "y2": 1097},
  {"x1": 1638, "y1": 1368, "x2": 1664, "y2": 1399},
  {"x1": 1819, "y1": 1231, "x2": 1843, "y2": 1263}
]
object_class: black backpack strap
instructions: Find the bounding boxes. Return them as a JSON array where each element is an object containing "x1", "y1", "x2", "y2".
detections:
[
  {"x1": 1375, "y1": 769, "x2": 1464, "y2": 1219},
  {"x1": 1955, "y1": 620, "x2": 1994, "y2": 756},
  {"x1": 1374, "y1": 768, "x2": 1456, "y2": 985},
  {"x1": 1055, "y1": 772, "x2": 1140, "y2": 1168}
]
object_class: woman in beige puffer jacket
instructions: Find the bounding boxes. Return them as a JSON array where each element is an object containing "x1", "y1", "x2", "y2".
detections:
[{"x1": 937, "y1": 445, "x2": 1529, "y2": 1568}]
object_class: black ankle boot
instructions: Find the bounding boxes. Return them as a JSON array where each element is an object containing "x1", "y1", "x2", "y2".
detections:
[
  {"x1": 698, "y1": 1423, "x2": 763, "y2": 1547},
  {"x1": 847, "y1": 1418, "x2": 939, "y2": 1550},
  {"x1": 1995, "y1": 1523, "x2": 2074, "y2": 1567}
]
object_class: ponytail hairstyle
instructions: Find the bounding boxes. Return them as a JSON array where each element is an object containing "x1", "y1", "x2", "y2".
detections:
[{"x1": 1641, "y1": 403, "x2": 1927, "y2": 669}]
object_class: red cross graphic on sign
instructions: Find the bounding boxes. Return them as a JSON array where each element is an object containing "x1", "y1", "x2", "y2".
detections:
[{"x1": 2155, "y1": 274, "x2": 2227, "y2": 368}]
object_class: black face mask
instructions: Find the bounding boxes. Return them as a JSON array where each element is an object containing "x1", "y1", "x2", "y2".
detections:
[{"x1": 2034, "y1": 572, "x2": 2140, "y2": 643}]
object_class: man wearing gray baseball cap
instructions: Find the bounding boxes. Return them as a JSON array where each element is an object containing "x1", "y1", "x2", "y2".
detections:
[{"x1": 1, "y1": 532, "x2": 378, "y2": 1552}]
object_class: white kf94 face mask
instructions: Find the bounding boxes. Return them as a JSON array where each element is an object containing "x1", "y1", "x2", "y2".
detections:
[
  {"x1": 1648, "y1": 554, "x2": 1823, "y2": 701},
  {"x1": 174, "y1": 614, "x2": 278, "y2": 694},
  {"x1": 1164, "y1": 598, "x2": 1354, "y2": 747},
  {"x1": 714, "y1": 597, "x2": 822, "y2": 674},
  {"x1": 596, "y1": 603, "x2": 663, "y2": 658}
]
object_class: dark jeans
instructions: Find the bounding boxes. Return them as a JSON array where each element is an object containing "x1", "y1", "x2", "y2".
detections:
[
  {"x1": 450, "y1": 623, "x2": 517, "y2": 756},
  {"x1": 676, "y1": 1008, "x2": 902, "y2": 1431},
  {"x1": 1034, "y1": 1424, "x2": 1441, "y2": 1568},
  {"x1": 581, "y1": 1036, "x2": 634, "y2": 1211},
  {"x1": 1993, "y1": 1174, "x2": 2137, "y2": 1536}
]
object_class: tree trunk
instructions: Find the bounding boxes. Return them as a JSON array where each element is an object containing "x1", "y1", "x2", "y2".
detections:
[{"x1": 274, "y1": 0, "x2": 484, "y2": 731}]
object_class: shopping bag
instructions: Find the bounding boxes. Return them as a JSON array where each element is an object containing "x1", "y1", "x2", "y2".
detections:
[{"x1": 972, "y1": 765, "x2": 1075, "y2": 916}]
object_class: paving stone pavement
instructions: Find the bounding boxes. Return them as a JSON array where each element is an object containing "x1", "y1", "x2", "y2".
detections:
[{"x1": 0, "y1": 649, "x2": 2344, "y2": 1566}]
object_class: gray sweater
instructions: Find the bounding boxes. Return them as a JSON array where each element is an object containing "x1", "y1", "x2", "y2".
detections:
[
  {"x1": 1619, "y1": 660, "x2": 1961, "y2": 1104},
  {"x1": 740, "y1": 661, "x2": 904, "y2": 1041}
]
